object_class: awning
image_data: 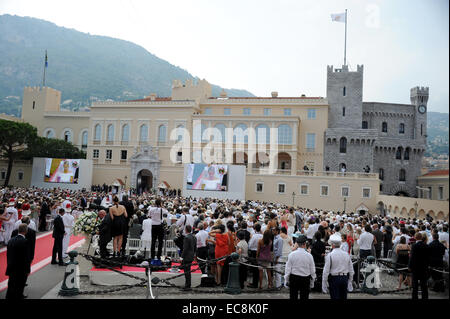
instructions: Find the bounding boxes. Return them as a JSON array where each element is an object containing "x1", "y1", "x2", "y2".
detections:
[
  {"x1": 158, "y1": 181, "x2": 170, "y2": 189},
  {"x1": 112, "y1": 179, "x2": 125, "y2": 187}
]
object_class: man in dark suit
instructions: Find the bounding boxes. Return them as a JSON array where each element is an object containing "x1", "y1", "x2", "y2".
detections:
[
  {"x1": 39, "y1": 198, "x2": 50, "y2": 231},
  {"x1": 428, "y1": 231, "x2": 446, "y2": 292},
  {"x1": 6, "y1": 223, "x2": 30, "y2": 299},
  {"x1": 51, "y1": 208, "x2": 67, "y2": 266},
  {"x1": 371, "y1": 224, "x2": 384, "y2": 259},
  {"x1": 97, "y1": 210, "x2": 112, "y2": 258},
  {"x1": 11, "y1": 216, "x2": 36, "y2": 295},
  {"x1": 181, "y1": 225, "x2": 197, "y2": 291},
  {"x1": 408, "y1": 232, "x2": 430, "y2": 299}
]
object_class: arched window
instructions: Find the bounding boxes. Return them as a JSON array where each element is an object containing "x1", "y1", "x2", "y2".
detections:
[
  {"x1": 339, "y1": 137, "x2": 347, "y2": 153},
  {"x1": 362, "y1": 121, "x2": 368, "y2": 129},
  {"x1": 343, "y1": 87, "x2": 346, "y2": 96},
  {"x1": 382, "y1": 122, "x2": 388, "y2": 133},
  {"x1": 233, "y1": 124, "x2": 248, "y2": 144},
  {"x1": 396, "y1": 147, "x2": 402, "y2": 160},
  {"x1": 404, "y1": 147, "x2": 410, "y2": 160},
  {"x1": 158, "y1": 124, "x2": 167, "y2": 142},
  {"x1": 176, "y1": 125, "x2": 184, "y2": 142},
  {"x1": 379, "y1": 168, "x2": 384, "y2": 180},
  {"x1": 121, "y1": 124, "x2": 129, "y2": 142},
  {"x1": 399, "y1": 169, "x2": 406, "y2": 182},
  {"x1": 81, "y1": 131, "x2": 88, "y2": 146},
  {"x1": 45, "y1": 129, "x2": 55, "y2": 138},
  {"x1": 255, "y1": 124, "x2": 270, "y2": 144},
  {"x1": 342, "y1": 107, "x2": 346, "y2": 117},
  {"x1": 399, "y1": 123, "x2": 405, "y2": 134},
  {"x1": 107, "y1": 124, "x2": 114, "y2": 142},
  {"x1": 94, "y1": 124, "x2": 101, "y2": 141},
  {"x1": 63, "y1": 130, "x2": 72, "y2": 143},
  {"x1": 277, "y1": 124, "x2": 292, "y2": 145},
  {"x1": 139, "y1": 124, "x2": 148, "y2": 142},
  {"x1": 214, "y1": 124, "x2": 226, "y2": 143}
]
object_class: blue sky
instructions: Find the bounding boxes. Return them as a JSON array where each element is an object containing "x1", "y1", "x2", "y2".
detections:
[{"x1": 1, "y1": 0, "x2": 448, "y2": 112}]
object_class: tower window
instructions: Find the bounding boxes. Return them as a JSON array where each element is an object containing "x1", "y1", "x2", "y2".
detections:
[
  {"x1": 395, "y1": 147, "x2": 402, "y2": 160},
  {"x1": 382, "y1": 122, "x2": 387, "y2": 133},
  {"x1": 343, "y1": 87, "x2": 346, "y2": 96},
  {"x1": 404, "y1": 148, "x2": 410, "y2": 160},
  {"x1": 342, "y1": 107, "x2": 345, "y2": 117},
  {"x1": 421, "y1": 124, "x2": 423, "y2": 136},
  {"x1": 399, "y1": 169, "x2": 406, "y2": 182},
  {"x1": 399, "y1": 123, "x2": 405, "y2": 134},
  {"x1": 32, "y1": 101, "x2": 35, "y2": 109},
  {"x1": 339, "y1": 137, "x2": 347, "y2": 153},
  {"x1": 362, "y1": 121, "x2": 368, "y2": 129},
  {"x1": 379, "y1": 168, "x2": 384, "y2": 180}
]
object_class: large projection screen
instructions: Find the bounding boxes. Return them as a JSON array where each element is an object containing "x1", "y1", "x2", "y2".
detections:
[
  {"x1": 31, "y1": 157, "x2": 93, "y2": 190},
  {"x1": 183, "y1": 164, "x2": 245, "y2": 200}
]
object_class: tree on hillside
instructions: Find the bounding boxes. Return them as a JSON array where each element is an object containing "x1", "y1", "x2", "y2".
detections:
[
  {"x1": 22, "y1": 136, "x2": 86, "y2": 159},
  {"x1": 0, "y1": 119, "x2": 37, "y2": 186}
]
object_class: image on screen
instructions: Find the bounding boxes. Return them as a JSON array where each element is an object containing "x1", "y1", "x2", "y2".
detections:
[
  {"x1": 186, "y1": 164, "x2": 228, "y2": 191},
  {"x1": 44, "y1": 158, "x2": 80, "y2": 184}
]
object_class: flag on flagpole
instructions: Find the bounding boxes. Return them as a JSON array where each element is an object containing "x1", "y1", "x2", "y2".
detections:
[
  {"x1": 45, "y1": 51, "x2": 48, "y2": 68},
  {"x1": 331, "y1": 12, "x2": 346, "y2": 23}
]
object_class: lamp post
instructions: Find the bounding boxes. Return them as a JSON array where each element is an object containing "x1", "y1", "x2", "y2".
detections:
[
  {"x1": 124, "y1": 175, "x2": 127, "y2": 189},
  {"x1": 292, "y1": 192, "x2": 295, "y2": 206},
  {"x1": 343, "y1": 197, "x2": 347, "y2": 212},
  {"x1": 414, "y1": 201, "x2": 418, "y2": 219}
]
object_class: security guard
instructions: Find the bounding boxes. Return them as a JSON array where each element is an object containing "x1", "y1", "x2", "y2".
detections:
[
  {"x1": 284, "y1": 235, "x2": 316, "y2": 300},
  {"x1": 322, "y1": 236, "x2": 354, "y2": 299}
]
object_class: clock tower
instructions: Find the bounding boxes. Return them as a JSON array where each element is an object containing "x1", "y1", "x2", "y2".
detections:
[{"x1": 410, "y1": 86, "x2": 428, "y2": 143}]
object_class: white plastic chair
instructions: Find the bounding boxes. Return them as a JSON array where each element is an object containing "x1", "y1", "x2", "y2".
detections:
[
  {"x1": 126, "y1": 238, "x2": 142, "y2": 255},
  {"x1": 164, "y1": 239, "x2": 178, "y2": 257}
]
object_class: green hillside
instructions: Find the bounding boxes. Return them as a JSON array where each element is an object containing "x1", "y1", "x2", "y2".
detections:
[{"x1": 0, "y1": 14, "x2": 254, "y2": 116}]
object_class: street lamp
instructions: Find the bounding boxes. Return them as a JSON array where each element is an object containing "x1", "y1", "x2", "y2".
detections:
[
  {"x1": 414, "y1": 201, "x2": 418, "y2": 219},
  {"x1": 292, "y1": 192, "x2": 295, "y2": 206},
  {"x1": 343, "y1": 197, "x2": 347, "y2": 212},
  {"x1": 124, "y1": 176, "x2": 127, "y2": 189}
]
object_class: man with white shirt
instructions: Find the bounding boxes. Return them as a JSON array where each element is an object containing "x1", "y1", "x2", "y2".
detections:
[
  {"x1": 14, "y1": 204, "x2": 36, "y2": 232},
  {"x1": 189, "y1": 204, "x2": 198, "y2": 216},
  {"x1": 148, "y1": 198, "x2": 168, "y2": 262},
  {"x1": 176, "y1": 207, "x2": 194, "y2": 236},
  {"x1": 285, "y1": 235, "x2": 316, "y2": 300},
  {"x1": 322, "y1": 237, "x2": 354, "y2": 299},
  {"x1": 195, "y1": 222, "x2": 209, "y2": 274},
  {"x1": 438, "y1": 225, "x2": 449, "y2": 245},
  {"x1": 210, "y1": 200, "x2": 218, "y2": 213},
  {"x1": 62, "y1": 206, "x2": 74, "y2": 259},
  {"x1": 305, "y1": 218, "x2": 319, "y2": 244},
  {"x1": 247, "y1": 223, "x2": 263, "y2": 288},
  {"x1": 358, "y1": 225, "x2": 376, "y2": 259}
]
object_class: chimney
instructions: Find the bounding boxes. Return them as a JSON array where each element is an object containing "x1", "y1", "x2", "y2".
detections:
[
  {"x1": 220, "y1": 89, "x2": 228, "y2": 98},
  {"x1": 271, "y1": 91, "x2": 278, "y2": 98},
  {"x1": 147, "y1": 93, "x2": 157, "y2": 101}
]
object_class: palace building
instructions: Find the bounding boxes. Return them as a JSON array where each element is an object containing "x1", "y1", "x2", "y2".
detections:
[{"x1": 1, "y1": 64, "x2": 447, "y2": 219}]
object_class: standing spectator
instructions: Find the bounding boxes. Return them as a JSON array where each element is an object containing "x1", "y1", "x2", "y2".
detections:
[
  {"x1": 39, "y1": 198, "x2": 50, "y2": 231},
  {"x1": 62, "y1": 207, "x2": 74, "y2": 259},
  {"x1": 247, "y1": 223, "x2": 263, "y2": 288},
  {"x1": 383, "y1": 225, "x2": 393, "y2": 258},
  {"x1": 209, "y1": 224, "x2": 228, "y2": 285},
  {"x1": 120, "y1": 195, "x2": 135, "y2": 254},
  {"x1": 395, "y1": 236, "x2": 410, "y2": 290},
  {"x1": 11, "y1": 216, "x2": 36, "y2": 295},
  {"x1": 428, "y1": 231, "x2": 446, "y2": 292},
  {"x1": 97, "y1": 210, "x2": 112, "y2": 259},
  {"x1": 372, "y1": 224, "x2": 384, "y2": 259},
  {"x1": 51, "y1": 208, "x2": 66, "y2": 266},
  {"x1": 236, "y1": 221, "x2": 251, "y2": 243},
  {"x1": 284, "y1": 235, "x2": 316, "y2": 300},
  {"x1": 140, "y1": 216, "x2": 152, "y2": 259},
  {"x1": 195, "y1": 222, "x2": 209, "y2": 274},
  {"x1": 5, "y1": 224, "x2": 30, "y2": 299},
  {"x1": 358, "y1": 225, "x2": 375, "y2": 259},
  {"x1": 109, "y1": 196, "x2": 128, "y2": 258},
  {"x1": 181, "y1": 225, "x2": 197, "y2": 291},
  {"x1": 408, "y1": 232, "x2": 430, "y2": 299},
  {"x1": 322, "y1": 236, "x2": 354, "y2": 299},
  {"x1": 236, "y1": 231, "x2": 248, "y2": 289},
  {"x1": 272, "y1": 227, "x2": 284, "y2": 289},
  {"x1": 257, "y1": 229, "x2": 273, "y2": 289},
  {"x1": 148, "y1": 198, "x2": 168, "y2": 262}
]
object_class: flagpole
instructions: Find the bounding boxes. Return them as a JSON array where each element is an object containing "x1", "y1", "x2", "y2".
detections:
[
  {"x1": 42, "y1": 50, "x2": 47, "y2": 87},
  {"x1": 344, "y1": 9, "x2": 347, "y2": 66}
]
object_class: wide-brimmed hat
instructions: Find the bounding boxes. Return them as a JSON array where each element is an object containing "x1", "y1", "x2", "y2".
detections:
[
  {"x1": 8, "y1": 198, "x2": 15, "y2": 206},
  {"x1": 21, "y1": 203, "x2": 31, "y2": 216}
]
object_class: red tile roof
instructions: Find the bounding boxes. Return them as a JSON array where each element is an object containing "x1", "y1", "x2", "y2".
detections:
[{"x1": 422, "y1": 170, "x2": 449, "y2": 177}]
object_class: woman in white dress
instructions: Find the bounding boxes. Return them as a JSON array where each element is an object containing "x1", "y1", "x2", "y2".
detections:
[{"x1": 141, "y1": 217, "x2": 152, "y2": 258}]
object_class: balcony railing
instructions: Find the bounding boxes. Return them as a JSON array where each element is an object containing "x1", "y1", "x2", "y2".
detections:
[{"x1": 93, "y1": 140, "x2": 101, "y2": 145}]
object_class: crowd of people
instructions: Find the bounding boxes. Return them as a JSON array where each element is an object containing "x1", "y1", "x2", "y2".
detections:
[{"x1": 1, "y1": 186, "x2": 449, "y2": 299}]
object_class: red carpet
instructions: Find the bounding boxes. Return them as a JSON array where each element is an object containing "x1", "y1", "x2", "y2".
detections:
[{"x1": 0, "y1": 232, "x2": 85, "y2": 291}]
